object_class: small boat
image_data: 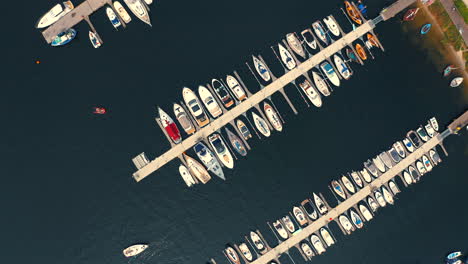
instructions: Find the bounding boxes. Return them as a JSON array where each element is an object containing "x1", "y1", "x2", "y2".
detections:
[
  {"x1": 250, "y1": 231, "x2": 267, "y2": 254},
  {"x1": 106, "y1": 7, "x2": 121, "y2": 29},
  {"x1": 346, "y1": 48, "x2": 359, "y2": 63},
  {"x1": 407, "y1": 130, "x2": 422, "y2": 148},
  {"x1": 381, "y1": 186, "x2": 394, "y2": 205},
  {"x1": 420, "y1": 23, "x2": 431, "y2": 35},
  {"x1": 388, "y1": 148, "x2": 401, "y2": 163},
  {"x1": 360, "y1": 168, "x2": 372, "y2": 183},
  {"x1": 429, "y1": 117, "x2": 439, "y2": 131},
  {"x1": 311, "y1": 71, "x2": 331, "y2": 96},
  {"x1": 143, "y1": 0, "x2": 152, "y2": 4},
  {"x1": 113, "y1": 1, "x2": 132, "y2": 23},
  {"x1": 264, "y1": 102, "x2": 282, "y2": 132},
  {"x1": 355, "y1": 44, "x2": 367, "y2": 60},
  {"x1": 450, "y1": 77, "x2": 463, "y2": 87},
  {"x1": 184, "y1": 154, "x2": 211, "y2": 184},
  {"x1": 313, "y1": 193, "x2": 328, "y2": 214},
  {"x1": 373, "y1": 156, "x2": 386, "y2": 173},
  {"x1": 225, "y1": 127, "x2": 247, "y2": 157},
  {"x1": 301, "y1": 243, "x2": 314, "y2": 257},
  {"x1": 212, "y1": 79, "x2": 234, "y2": 108},
  {"x1": 236, "y1": 119, "x2": 252, "y2": 140},
  {"x1": 341, "y1": 175, "x2": 356, "y2": 194},
  {"x1": 173, "y1": 103, "x2": 195, "y2": 135},
  {"x1": 422, "y1": 155, "x2": 433, "y2": 171},
  {"x1": 416, "y1": 127, "x2": 429, "y2": 142},
  {"x1": 158, "y1": 107, "x2": 182, "y2": 144},
  {"x1": 331, "y1": 180, "x2": 347, "y2": 200},
  {"x1": 310, "y1": 234, "x2": 326, "y2": 254},
  {"x1": 429, "y1": 149, "x2": 441, "y2": 164},
  {"x1": 367, "y1": 196, "x2": 379, "y2": 212},
  {"x1": 389, "y1": 180, "x2": 400, "y2": 195},
  {"x1": 350, "y1": 210, "x2": 364, "y2": 228},
  {"x1": 301, "y1": 29, "x2": 317, "y2": 50},
  {"x1": 193, "y1": 142, "x2": 225, "y2": 180},
  {"x1": 333, "y1": 54, "x2": 352, "y2": 80},
  {"x1": 409, "y1": 165, "x2": 420, "y2": 182},
  {"x1": 293, "y1": 206, "x2": 308, "y2": 226},
  {"x1": 425, "y1": 123, "x2": 435, "y2": 138},
  {"x1": 447, "y1": 252, "x2": 463, "y2": 260},
  {"x1": 358, "y1": 2, "x2": 368, "y2": 16},
  {"x1": 225, "y1": 246, "x2": 241, "y2": 264},
  {"x1": 339, "y1": 215, "x2": 354, "y2": 234},
  {"x1": 416, "y1": 160, "x2": 426, "y2": 176},
  {"x1": 403, "y1": 170, "x2": 413, "y2": 185},
  {"x1": 179, "y1": 164, "x2": 196, "y2": 187},
  {"x1": 36, "y1": 1, "x2": 74, "y2": 29},
  {"x1": 252, "y1": 55, "x2": 271, "y2": 82},
  {"x1": 198, "y1": 85, "x2": 222, "y2": 118},
  {"x1": 364, "y1": 160, "x2": 379, "y2": 177},
  {"x1": 286, "y1": 33, "x2": 306, "y2": 58},
  {"x1": 320, "y1": 227, "x2": 335, "y2": 246},
  {"x1": 350, "y1": 172, "x2": 363, "y2": 188},
  {"x1": 345, "y1": 1, "x2": 362, "y2": 25},
  {"x1": 299, "y1": 79, "x2": 322, "y2": 107},
  {"x1": 226, "y1": 75, "x2": 247, "y2": 101},
  {"x1": 208, "y1": 133, "x2": 234, "y2": 169},
  {"x1": 379, "y1": 152, "x2": 393, "y2": 169},
  {"x1": 182, "y1": 87, "x2": 209, "y2": 127},
  {"x1": 238, "y1": 243, "x2": 253, "y2": 262},
  {"x1": 51, "y1": 28, "x2": 77, "y2": 47},
  {"x1": 366, "y1": 33, "x2": 379, "y2": 48},
  {"x1": 403, "y1": 138, "x2": 415, "y2": 152},
  {"x1": 252, "y1": 112, "x2": 271, "y2": 137},
  {"x1": 359, "y1": 204, "x2": 373, "y2": 221},
  {"x1": 278, "y1": 43, "x2": 296, "y2": 70},
  {"x1": 443, "y1": 65, "x2": 456, "y2": 77},
  {"x1": 301, "y1": 199, "x2": 318, "y2": 220},
  {"x1": 93, "y1": 107, "x2": 106, "y2": 114},
  {"x1": 374, "y1": 190, "x2": 386, "y2": 207},
  {"x1": 320, "y1": 61, "x2": 340, "y2": 87},
  {"x1": 123, "y1": 0, "x2": 151, "y2": 26},
  {"x1": 123, "y1": 244, "x2": 148, "y2": 257},
  {"x1": 282, "y1": 216, "x2": 295, "y2": 233},
  {"x1": 403, "y1": 8, "x2": 419, "y2": 21},
  {"x1": 273, "y1": 220, "x2": 289, "y2": 240},
  {"x1": 323, "y1": 16, "x2": 340, "y2": 37},
  {"x1": 87, "y1": 32, "x2": 102, "y2": 48},
  {"x1": 393, "y1": 142, "x2": 406, "y2": 158},
  {"x1": 312, "y1": 21, "x2": 328, "y2": 45}
]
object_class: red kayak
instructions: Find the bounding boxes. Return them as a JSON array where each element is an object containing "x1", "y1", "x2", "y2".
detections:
[
  {"x1": 403, "y1": 8, "x2": 419, "y2": 21},
  {"x1": 93, "y1": 107, "x2": 106, "y2": 114},
  {"x1": 158, "y1": 107, "x2": 182, "y2": 144}
]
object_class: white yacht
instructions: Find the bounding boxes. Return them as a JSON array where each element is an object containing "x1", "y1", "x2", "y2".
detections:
[
  {"x1": 208, "y1": 133, "x2": 234, "y2": 169},
  {"x1": 331, "y1": 180, "x2": 347, "y2": 200},
  {"x1": 403, "y1": 170, "x2": 413, "y2": 185},
  {"x1": 312, "y1": 21, "x2": 328, "y2": 45},
  {"x1": 374, "y1": 190, "x2": 386, "y2": 207},
  {"x1": 182, "y1": 87, "x2": 209, "y2": 127},
  {"x1": 301, "y1": 243, "x2": 314, "y2": 257},
  {"x1": 422, "y1": 155, "x2": 433, "y2": 171},
  {"x1": 193, "y1": 142, "x2": 225, "y2": 180},
  {"x1": 225, "y1": 247, "x2": 241, "y2": 264},
  {"x1": 367, "y1": 196, "x2": 379, "y2": 212},
  {"x1": 123, "y1": 0, "x2": 151, "y2": 26},
  {"x1": 313, "y1": 193, "x2": 328, "y2": 214},
  {"x1": 286, "y1": 33, "x2": 306, "y2": 58},
  {"x1": 278, "y1": 43, "x2": 296, "y2": 70},
  {"x1": 298, "y1": 79, "x2": 322, "y2": 107},
  {"x1": 310, "y1": 234, "x2": 326, "y2": 254},
  {"x1": 36, "y1": 1, "x2": 74, "y2": 29},
  {"x1": 333, "y1": 54, "x2": 352, "y2": 79},
  {"x1": 359, "y1": 204, "x2": 373, "y2": 221},
  {"x1": 226, "y1": 75, "x2": 247, "y2": 101},
  {"x1": 339, "y1": 215, "x2": 354, "y2": 234},
  {"x1": 250, "y1": 231, "x2": 267, "y2": 254},
  {"x1": 429, "y1": 149, "x2": 442, "y2": 164},
  {"x1": 416, "y1": 127, "x2": 429, "y2": 142},
  {"x1": 393, "y1": 141, "x2": 406, "y2": 158},
  {"x1": 113, "y1": 1, "x2": 132, "y2": 23},
  {"x1": 123, "y1": 244, "x2": 148, "y2": 257},
  {"x1": 430, "y1": 117, "x2": 439, "y2": 131},
  {"x1": 320, "y1": 227, "x2": 335, "y2": 246},
  {"x1": 252, "y1": 112, "x2": 271, "y2": 137},
  {"x1": 293, "y1": 206, "x2": 308, "y2": 226},
  {"x1": 273, "y1": 220, "x2": 289, "y2": 240},
  {"x1": 402, "y1": 138, "x2": 415, "y2": 152},
  {"x1": 179, "y1": 164, "x2": 196, "y2": 187},
  {"x1": 359, "y1": 168, "x2": 372, "y2": 183},
  {"x1": 379, "y1": 152, "x2": 393, "y2": 169},
  {"x1": 323, "y1": 16, "x2": 340, "y2": 37},
  {"x1": 389, "y1": 181, "x2": 400, "y2": 195},
  {"x1": 198, "y1": 85, "x2": 222, "y2": 118},
  {"x1": 373, "y1": 156, "x2": 386, "y2": 173},
  {"x1": 350, "y1": 171, "x2": 363, "y2": 188},
  {"x1": 381, "y1": 186, "x2": 394, "y2": 205},
  {"x1": 341, "y1": 175, "x2": 355, "y2": 194},
  {"x1": 350, "y1": 210, "x2": 364, "y2": 229},
  {"x1": 301, "y1": 28, "x2": 317, "y2": 50},
  {"x1": 238, "y1": 243, "x2": 253, "y2": 262},
  {"x1": 106, "y1": 7, "x2": 122, "y2": 29},
  {"x1": 320, "y1": 61, "x2": 340, "y2": 87},
  {"x1": 311, "y1": 71, "x2": 331, "y2": 96},
  {"x1": 183, "y1": 154, "x2": 211, "y2": 184},
  {"x1": 264, "y1": 102, "x2": 283, "y2": 132},
  {"x1": 173, "y1": 103, "x2": 195, "y2": 135},
  {"x1": 425, "y1": 123, "x2": 435, "y2": 137},
  {"x1": 282, "y1": 216, "x2": 295, "y2": 233},
  {"x1": 252, "y1": 55, "x2": 271, "y2": 82}
]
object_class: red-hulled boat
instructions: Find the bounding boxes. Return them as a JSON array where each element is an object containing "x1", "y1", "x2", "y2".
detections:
[
  {"x1": 93, "y1": 107, "x2": 106, "y2": 114},
  {"x1": 158, "y1": 107, "x2": 182, "y2": 144},
  {"x1": 403, "y1": 8, "x2": 419, "y2": 21}
]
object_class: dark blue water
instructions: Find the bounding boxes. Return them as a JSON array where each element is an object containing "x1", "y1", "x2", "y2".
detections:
[{"x1": 3, "y1": 1, "x2": 467, "y2": 264}]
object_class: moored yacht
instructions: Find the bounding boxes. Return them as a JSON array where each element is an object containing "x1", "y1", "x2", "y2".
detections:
[
  {"x1": 429, "y1": 117, "x2": 439, "y2": 131},
  {"x1": 299, "y1": 79, "x2": 322, "y2": 107},
  {"x1": 293, "y1": 206, "x2": 308, "y2": 226},
  {"x1": 273, "y1": 220, "x2": 289, "y2": 240},
  {"x1": 341, "y1": 175, "x2": 356, "y2": 194},
  {"x1": 364, "y1": 159, "x2": 379, "y2": 177},
  {"x1": 403, "y1": 170, "x2": 413, "y2": 185},
  {"x1": 350, "y1": 171, "x2": 363, "y2": 188},
  {"x1": 158, "y1": 107, "x2": 182, "y2": 144},
  {"x1": 301, "y1": 243, "x2": 314, "y2": 257},
  {"x1": 123, "y1": 0, "x2": 151, "y2": 26},
  {"x1": 225, "y1": 246, "x2": 241, "y2": 264},
  {"x1": 409, "y1": 165, "x2": 420, "y2": 182},
  {"x1": 373, "y1": 156, "x2": 386, "y2": 173},
  {"x1": 212, "y1": 79, "x2": 234, "y2": 108},
  {"x1": 36, "y1": 1, "x2": 74, "y2": 29},
  {"x1": 339, "y1": 215, "x2": 354, "y2": 234},
  {"x1": 89, "y1": 31, "x2": 102, "y2": 48},
  {"x1": 208, "y1": 133, "x2": 234, "y2": 169},
  {"x1": 374, "y1": 190, "x2": 386, "y2": 207},
  {"x1": 323, "y1": 16, "x2": 340, "y2": 37},
  {"x1": 250, "y1": 231, "x2": 267, "y2": 254},
  {"x1": 320, "y1": 61, "x2": 340, "y2": 87},
  {"x1": 282, "y1": 216, "x2": 295, "y2": 233},
  {"x1": 333, "y1": 54, "x2": 352, "y2": 80},
  {"x1": 407, "y1": 130, "x2": 422, "y2": 148},
  {"x1": 286, "y1": 33, "x2": 306, "y2": 58},
  {"x1": 182, "y1": 87, "x2": 209, "y2": 127},
  {"x1": 278, "y1": 43, "x2": 296, "y2": 70},
  {"x1": 320, "y1": 227, "x2": 335, "y2": 246},
  {"x1": 264, "y1": 102, "x2": 283, "y2": 132},
  {"x1": 393, "y1": 141, "x2": 406, "y2": 158},
  {"x1": 425, "y1": 123, "x2": 435, "y2": 137},
  {"x1": 238, "y1": 243, "x2": 253, "y2": 262},
  {"x1": 360, "y1": 168, "x2": 372, "y2": 183},
  {"x1": 179, "y1": 164, "x2": 196, "y2": 187},
  {"x1": 106, "y1": 7, "x2": 121, "y2": 29},
  {"x1": 416, "y1": 127, "x2": 429, "y2": 142},
  {"x1": 388, "y1": 148, "x2": 401, "y2": 163},
  {"x1": 311, "y1": 71, "x2": 331, "y2": 96},
  {"x1": 331, "y1": 180, "x2": 347, "y2": 200},
  {"x1": 51, "y1": 28, "x2": 76, "y2": 47},
  {"x1": 429, "y1": 149, "x2": 441, "y2": 164},
  {"x1": 114, "y1": 1, "x2": 132, "y2": 23},
  {"x1": 422, "y1": 155, "x2": 433, "y2": 171},
  {"x1": 123, "y1": 244, "x2": 148, "y2": 257},
  {"x1": 225, "y1": 127, "x2": 247, "y2": 157},
  {"x1": 402, "y1": 138, "x2": 415, "y2": 152},
  {"x1": 253, "y1": 55, "x2": 271, "y2": 82},
  {"x1": 367, "y1": 196, "x2": 379, "y2": 212},
  {"x1": 313, "y1": 193, "x2": 328, "y2": 214},
  {"x1": 236, "y1": 119, "x2": 252, "y2": 140},
  {"x1": 252, "y1": 112, "x2": 271, "y2": 137},
  {"x1": 184, "y1": 154, "x2": 211, "y2": 184},
  {"x1": 173, "y1": 103, "x2": 195, "y2": 135},
  {"x1": 198, "y1": 85, "x2": 222, "y2": 118},
  {"x1": 350, "y1": 210, "x2": 364, "y2": 228},
  {"x1": 301, "y1": 28, "x2": 317, "y2": 50},
  {"x1": 381, "y1": 186, "x2": 394, "y2": 205},
  {"x1": 193, "y1": 142, "x2": 225, "y2": 180},
  {"x1": 359, "y1": 204, "x2": 373, "y2": 221},
  {"x1": 379, "y1": 152, "x2": 393, "y2": 169},
  {"x1": 301, "y1": 199, "x2": 318, "y2": 220},
  {"x1": 310, "y1": 234, "x2": 326, "y2": 254},
  {"x1": 226, "y1": 75, "x2": 247, "y2": 101},
  {"x1": 389, "y1": 180, "x2": 400, "y2": 195},
  {"x1": 312, "y1": 21, "x2": 328, "y2": 45}
]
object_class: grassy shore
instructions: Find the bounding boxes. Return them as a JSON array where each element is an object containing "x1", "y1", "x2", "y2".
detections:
[{"x1": 454, "y1": 0, "x2": 468, "y2": 24}]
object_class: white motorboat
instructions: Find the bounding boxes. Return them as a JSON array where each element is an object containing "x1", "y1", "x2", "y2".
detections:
[
  {"x1": 320, "y1": 227, "x2": 335, "y2": 246},
  {"x1": 403, "y1": 170, "x2": 413, "y2": 185},
  {"x1": 331, "y1": 180, "x2": 347, "y2": 200},
  {"x1": 36, "y1": 1, "x2": 74, "y2": 29},
  {"x1": 429, "y1": 149, "x2": 442, "y2": 164},
  {"x1": 350, "y1": 171, "x2": 363, "y2": 188},
  {"x1": 402, "y1": 138, "x2": 415, "y2": 153},
  {"x1": 313, "y1": 193, "x2": 328, "y2": 214},
  {"x1": 193, "y1": 142, "x2": 225, "y2": 180},
  {"x1": 113, "y1": 1, "x2": 132, "y2": 23},
  {"x1": 350, "y1": 210, "x2": 364, "y2": 228},
  {"x1": 425, "y1": 123, "x2": 435, "y2": 138},
  {"x1": 123, "y1": 244, "x2": 148, "y2": 257},
  {"x1": 320, "y1": 61, "x2": 340, "y2": 87},
  {"x1": 212, "y1": 79, "x2": 234, "y2": 108},
  {"x1": 310, "y1": 234, "x2": 326, "y2": 254},
  {"x1": 182, "y1": 87, "x2": 210, "y2": 127},
  {"x1": 429, "y1": 117, "x2": 439, "y2": 131},
  {"x1": 226, "y1": 75, "x2": 247, "y2": 101},
  {"x1": 379, "y1": 152, "x2": 393, "y2": 169},
  {"x1": 286, "y1": 33, "x2": 306, "y2": 58},
  {"x1": 341, "y1": 175, "x2": 355, "y2": 194},
  {"x1": 416, "y1": 127, "x2": 429, "y2": 142},
  {"x1": 264, "y1": 102, "x2": 283, "y2": 132},
  {"x1": 408, "y1": 130, "x2": 423, "y2": 148},
  {"x1": 381, "y1": 186, "x2": 394, "y2": 205},
  {"x1": 184, "y1": 154, "x2": 211, "y2": 184},
  {"x1": 333, "y1": 54, "x2": 352, "y2": 79},
  {"x1": 373, "y1": 156, "x2": 386, "y2": 173},
  {"x1": 301, "y1": 28, "x2": 317, "y2": 50},
  {"x1": 250, "y1": 231, "x2": 267, "y2": 254},
  {"x1": 339, "y1": 215, "x2": 354, "y2": 234},
  {"x1": 298, "y1": 79, "x2": 322, "y2": 107},
  {"x1": 225, "y1": 246, "x2": 241, "y2": 264},
  {"x1": 393, "y1": 141, "x2": 406, "y2": 158},
  {"x1": 323, "y1": 16, "x2": 340, "y2": 37},
  {"x1": 312, "y1": 21, "x2": 328, "y2": 45},
  {"x1": 198, "y1": 85, "x2": 222, "y2": 118},
  {"x1": 311, "y1": 71, "x2": 331, "y2": 96},
  {"x1": 450, "y1": 76, "x2": 463, "y2": 87},
  {"x1": 238, "y1": 243, "x2": 253, "y2": 262},
  {"x1": 301, "y1": 243, "x2": 314, "y2": 257},
  {"x1": 422, "y1": 155, "x2": 433, "y2": 171},
  {"x1": 236, "y1": 119, "x2": 252, "y2": 140},
  {"x1": 282, "y1": 216, "x2": 295, "y2": 233},
  {"x1": 123, "y1": 0, "x2": 151, "y2": 26},
  {"x1": 293, "y1": 206, "x2": 308, "y2": 226},
  {"x1": 359, "y1": 204, "x2": 373, "y2": 221},
  {"x1": 208, "y1": 133, "x2": 234, "y2": 169},
  {"x1": 416, "y1": 160, "x2": 426, "y2": 175},
  {"x1": 252, "y1": 55, "x2": 271, "y2": 82},
  {"x1": 88, "y1": 31, "x2": 101, "y2": 48},
  {"x1": 389, "y1": 180, "x2": 400, "y2": 195},
  {"x1": 367, "y1": 196, "x2": 379, "y2": 212},
  {"x1": 273, "y1": 220, "x2": 289, "y2": 240},
  {"x1": 374, "y1": 190, "x2": 386, "y2": 207},
  {"x1": 179, "y1": 164, "x2": 196, "y2": 187},
  {"x1": 252, "y1": 112, "x2": 271, "y2": 137},
  {"x1": 301, "y1": 199, "x2": 318, "y2": 220},
  {"x1": 360, "y1": 168, "x2": 372, "y2": 183},
  {"x1": 388, "y1": 148, "x2": 401, "y2": 163},
  {"x1": 278, "y1": 43, "x2": 296, "y2": 70},
  {"x1": 173, "y1": 103, "x2": 195, "y2": 135},
  {"x1": 364, "y1": 160, "x2": 379, "y2": 177},
  {"x1": 106, "y1": 7, "x2": 122, "y2": 29}
]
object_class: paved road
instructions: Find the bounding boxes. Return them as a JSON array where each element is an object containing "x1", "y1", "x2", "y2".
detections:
[{"x1": 439, "y1": 0, "x2": 468, "y2": 45}]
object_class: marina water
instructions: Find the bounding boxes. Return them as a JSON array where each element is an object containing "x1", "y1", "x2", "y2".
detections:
[{"x1": 3, "y1": 0, "x2": 467, "y2": 264}]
